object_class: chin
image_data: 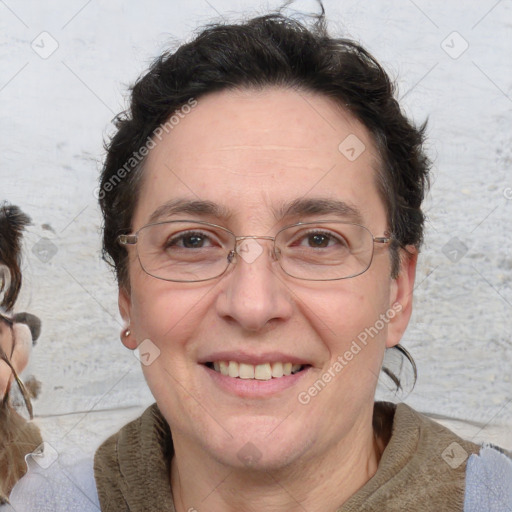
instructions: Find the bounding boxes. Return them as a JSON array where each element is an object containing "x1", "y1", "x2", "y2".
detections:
[{"x1": 202, "y1": 419, "x2": 314, "y2": 472}]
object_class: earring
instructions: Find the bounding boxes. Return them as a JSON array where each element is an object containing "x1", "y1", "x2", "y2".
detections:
[{"x1": 124, "y1": 329, "x2": 131, "y2": 337}]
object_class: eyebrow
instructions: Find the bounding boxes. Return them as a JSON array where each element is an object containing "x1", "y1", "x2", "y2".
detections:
[
  {"x1": 147, "y1": 197, "x2": 364, "y2": 226},
  {"x1": 147, "y1": 199, "x2": 232, "y2": 224},
  {"x1": 277, "y1": 198, "x2": 365, "y2": 224}
]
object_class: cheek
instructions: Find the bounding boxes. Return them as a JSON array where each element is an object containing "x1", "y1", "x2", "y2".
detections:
[
  {"x1": 303, "y1": 273, "x2": 391, "y2": 370},
  {"x1": 129, "y1": 274, "x2": 216, "y2": 352},
  {"x1": 314, "y1": 276, "x2": 390, "y2": 338}
]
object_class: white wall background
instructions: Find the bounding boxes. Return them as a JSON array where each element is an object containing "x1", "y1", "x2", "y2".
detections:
[{"x1": 1, "y1": 0, "x2": 511, "y2": 457}]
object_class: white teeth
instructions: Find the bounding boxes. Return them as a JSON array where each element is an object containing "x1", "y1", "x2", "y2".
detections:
[
  {"x1": 210, "y1": 360, "x2": 304, "y2": 379},
  {"x1": 239, "y1": 363, "x2": 255, "y2": 379},
  {"x1": 271, "y1": 362, "x2": 284, "y2": 378},
  {"x1": 255, "y1": 363, "x2": 272, "y2": 380},
  {"x1": 228, "y1": 361, "x2": 238, "y2": 378},
  {"x1": 219, "y1": 361, "x2": 229, "y2": 376}
]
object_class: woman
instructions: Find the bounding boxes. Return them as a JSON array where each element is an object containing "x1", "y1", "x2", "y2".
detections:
[
  {"x1": 6, "y1": 4, "x2": 512, "y2": 511},
  {"x1": 0, "y1": 203, "x2": 43, "y2": 502}
]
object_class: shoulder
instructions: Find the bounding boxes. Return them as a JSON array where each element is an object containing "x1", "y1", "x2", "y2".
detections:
[
  {"x1": 2, "y1": 447, "x2": 100, "y2": 512},
  {"x1": 464, "y1": 443, "x2": 512, "y2": 512},
  {"x1": 93, "y1": 403, "x2": 173, "y2": 512},
  {"x1": 94, "y1": 402, "x2": 163, "y2": 476},
  {"x1": 389, "y1": 401, "x2": 482, "y2": 462},
  {"x1": 393, "y1": 403, "x2": 512, "y2": 510}
]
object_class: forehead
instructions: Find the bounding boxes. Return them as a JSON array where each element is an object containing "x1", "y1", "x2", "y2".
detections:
[{"x1": 135, "y1": 87, "x2": 386, "y2": 230}]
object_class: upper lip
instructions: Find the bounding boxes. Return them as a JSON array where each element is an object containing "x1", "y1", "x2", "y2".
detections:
[{"x1": 198, "y1": 351, "x2": 311, "y2": 366}]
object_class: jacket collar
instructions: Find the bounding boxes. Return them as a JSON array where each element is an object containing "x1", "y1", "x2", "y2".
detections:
[{"x1": 94, "y1": 402, "x2": 480, "y2": 512}]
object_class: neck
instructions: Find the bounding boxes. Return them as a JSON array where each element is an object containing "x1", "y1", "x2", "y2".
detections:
[{"x1": 170, "y1": 411, "x2": 383, "y2": 512}]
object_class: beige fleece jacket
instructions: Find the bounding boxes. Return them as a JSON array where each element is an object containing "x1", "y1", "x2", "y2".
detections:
[{"x1": 94, "y1": 402, "x2": 480, "y2": 511}]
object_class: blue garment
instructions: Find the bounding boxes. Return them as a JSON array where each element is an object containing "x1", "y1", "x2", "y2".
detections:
[
  {"x1": 464, "y1": 444, "x2": 512, "y2": 512},
  {"x1": 2, "y1": 450, "x2": 100, "y2": 512}
]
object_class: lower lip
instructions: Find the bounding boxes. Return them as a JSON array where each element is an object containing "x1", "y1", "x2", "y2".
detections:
[{"x1": 201, "y1": 364, "x2": 311, "y2": 398}]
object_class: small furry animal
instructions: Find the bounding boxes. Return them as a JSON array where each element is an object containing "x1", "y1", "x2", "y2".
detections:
[{"x1": 0, "y1": 203, "x2": 43, "y2": 503}]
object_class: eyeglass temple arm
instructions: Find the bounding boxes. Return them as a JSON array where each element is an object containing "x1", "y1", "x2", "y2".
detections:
[
  {"x1": 374, "y1": 236, "x2": 393, "y2": 244},
  {"x1": 118, "y1": 234, "x2": 137, "y2": 245}
]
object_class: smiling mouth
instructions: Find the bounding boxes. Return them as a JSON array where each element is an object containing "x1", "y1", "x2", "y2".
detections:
[{"x1": 204, "y1": 361, "x2": 309, "y2": 380}]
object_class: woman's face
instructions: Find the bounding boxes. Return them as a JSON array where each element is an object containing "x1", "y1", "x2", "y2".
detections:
[{"x1": 119, "y1": 87, "x2": 415, "y2": 470}]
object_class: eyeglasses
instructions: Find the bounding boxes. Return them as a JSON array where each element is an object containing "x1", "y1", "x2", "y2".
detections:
[{"x1": 117, "y1": 220, "x2": 393, "y2": 282}]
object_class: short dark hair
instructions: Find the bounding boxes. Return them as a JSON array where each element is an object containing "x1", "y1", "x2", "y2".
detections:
[{"x1": 99, "y1": 10, "x2": 430, "y2": 287}]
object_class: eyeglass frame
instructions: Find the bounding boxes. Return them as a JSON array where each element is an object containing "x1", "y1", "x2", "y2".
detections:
[{"x1": 117, "y1": 219, "x2": 395, "y2": 283}]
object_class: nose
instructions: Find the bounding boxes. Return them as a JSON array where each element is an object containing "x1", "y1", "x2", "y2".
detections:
[{"x1": 216, "y1": 239, "x2": 293, "y2": 332}]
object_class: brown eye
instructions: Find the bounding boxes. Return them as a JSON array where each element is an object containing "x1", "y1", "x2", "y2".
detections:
[
  {"x1": 165, "y1": 231, "x2": 214, "y2": 249},
  {"x1": 294, "y1": 230, "x2": 348, "y2": 249},
  {"x1": 307, "y1": 233, "x2": 330, "y2": 248},
  {"x1": 181, "y1": 233, "x2": 207, "y2": 248}
]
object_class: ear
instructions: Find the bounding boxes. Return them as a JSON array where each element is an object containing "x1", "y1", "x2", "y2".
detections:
[
  {"x1": 119, "y1": 287, "x2": 137, "y2": 350},
  {"x1": 386, "y1": 246, "x2": 417, "y2": 348}
]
